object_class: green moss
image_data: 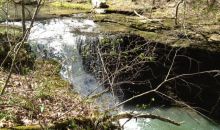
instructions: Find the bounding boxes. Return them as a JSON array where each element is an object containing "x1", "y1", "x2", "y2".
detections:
[
  {"x1": 94, "y1": 13, "x2": 220, "y2": 52},
  {"x1": 0, "y1": 111, "x2": 16, "y2": 121},
  {"x1": 11, "y1": 125, "x2": 46, "y2": 130},
  {"x1": 135, "y1": 31, "x2": 159, "y2": 41},
  {"x1": 33, "y1": 60, "x2": 69, "y2": 88},
  {"x1": 0, "y1": 25, "x2": 22, "y2": 37},
  {"x1": 1, "y1": 116, "x2": 116, "y2": 129},
  {"x1": 163, "y1": 19, "x2": 175, "y2": 29}
]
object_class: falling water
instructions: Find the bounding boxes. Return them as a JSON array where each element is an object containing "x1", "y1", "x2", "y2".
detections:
[{"x1": 26, "y1": 16, "x2": 117, "y2": 108}]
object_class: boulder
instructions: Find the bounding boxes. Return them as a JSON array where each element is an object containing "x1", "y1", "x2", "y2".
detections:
[{"x1": 92, "y1": 0, "x2": 109, "y2": 8}]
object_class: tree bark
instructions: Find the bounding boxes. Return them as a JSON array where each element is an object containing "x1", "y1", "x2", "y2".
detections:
[{"x1": 21, "y1": 0, "x2": 26, "y2": 37}]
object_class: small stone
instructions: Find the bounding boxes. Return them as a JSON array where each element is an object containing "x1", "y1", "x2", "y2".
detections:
[{"x1": 94, "y1": 8, "x2": 107, "y2": 14}]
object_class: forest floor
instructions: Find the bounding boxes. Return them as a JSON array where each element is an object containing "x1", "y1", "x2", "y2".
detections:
[
  {"x1": 0, "y1": 60, "x2": 100, "y2": 129},
  {"x1": 0, "y1": 2, "x2": 109, "y2": 129}
]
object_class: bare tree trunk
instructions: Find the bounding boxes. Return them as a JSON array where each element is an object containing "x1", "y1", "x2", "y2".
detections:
[{"x1": 21, "y1": 0, "x2": 26, "y2": 37}]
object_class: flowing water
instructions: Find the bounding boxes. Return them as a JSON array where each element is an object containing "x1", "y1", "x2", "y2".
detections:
[
  {"x1": 120, "y1": 107, "x2": 220, "y2": 130},
  {"x1": 8, "y1": 15, "x2": 220, "y2": 130},
  {"x1": 29, "y1": 16, "x2": 100, "y2": 96},
  {"x1": 28, "y1": 15, "x2": 116, "y2": 108}
]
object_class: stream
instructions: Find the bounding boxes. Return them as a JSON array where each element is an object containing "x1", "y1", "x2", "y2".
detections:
[{"x1": 9, "y1": 15, "x2": 220, "y2": 130}]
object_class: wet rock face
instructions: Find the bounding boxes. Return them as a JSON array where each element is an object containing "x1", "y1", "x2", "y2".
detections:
[{"x1": 79, "y1": 33, "x2": 220, "y2": 120}]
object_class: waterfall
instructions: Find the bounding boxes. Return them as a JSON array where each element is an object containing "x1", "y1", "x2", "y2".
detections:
[{"x1": 27, "y1": 17, "x2": 117, "y2": 108}]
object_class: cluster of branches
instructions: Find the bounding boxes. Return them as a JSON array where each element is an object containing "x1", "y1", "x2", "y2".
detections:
[
  {"x1": 83, "y1": 35, "x2": 156, "y2": 98},
  {"x1": 80, "y1": 33, "x2": 220, "y2": 127},
  {"x1": 0, "y1": 0, "x2": 43, "y2": 95}
]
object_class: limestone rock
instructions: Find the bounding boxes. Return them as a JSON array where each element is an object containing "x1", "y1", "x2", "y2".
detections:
[
  {"x1": 208, "y1": 34, "x2": 220, "y2": 43},
  {"x1": 94, "y1": 8, "x2": 107, "y2": 14}
]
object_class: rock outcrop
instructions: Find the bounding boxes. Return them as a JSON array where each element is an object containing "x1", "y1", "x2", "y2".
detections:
[
  {"x1": 79, "y1": 33, "x2": 220, "y2": 120},
  {"x1": 208, "y1": 34, "x2": 220, "y2": 43}
]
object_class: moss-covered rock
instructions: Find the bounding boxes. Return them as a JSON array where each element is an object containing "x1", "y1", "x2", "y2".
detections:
[{"x1": 92, "y1": 12, "x2": 220, "y2": 53}]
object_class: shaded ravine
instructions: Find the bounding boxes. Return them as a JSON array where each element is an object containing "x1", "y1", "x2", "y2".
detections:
[
  {"x1": 8, "y1": 16, "x2": 220, "y2": 129},
  {"x1": 80, "y1": 33, "x2": 220, "y2": 118}
]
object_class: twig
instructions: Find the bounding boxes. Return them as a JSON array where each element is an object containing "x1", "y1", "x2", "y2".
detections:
[
  {"x1": 175, "y1": 0, "x2": 184, "y2": 25},
  {"x1": 97, "y1": 44, "x2": 116, "y2": 99}
]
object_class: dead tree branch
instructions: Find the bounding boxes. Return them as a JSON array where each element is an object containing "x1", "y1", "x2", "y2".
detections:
[
  {"x1": 110, "y1": 113, "x2": 182, "y2": 126},
  {"x1": 111, "y1": 44, "x2": 219, "y2": 109}
]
